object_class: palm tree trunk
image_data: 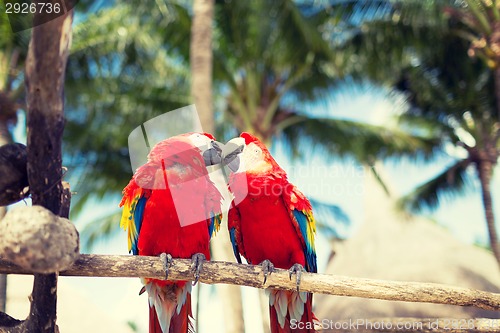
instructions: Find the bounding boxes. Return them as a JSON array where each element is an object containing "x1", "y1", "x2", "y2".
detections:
[
  {"x1": 491, "y1": 19, "x2": 500, "y2": 139},
  {"x1": 191, "y1": 0, "x2": 214, "y2": 132},
  {"x1": 495, "y1": 65, "x2": 500, "y2": 122},
  {"x1": 0, "y1": 118, "x2": 11, "y2": 312},
  {"x1": 190, "y1": 1, "x2": 245, "y2": 331},
  {"x1": 0, "y1": 270, "x2": 5, "y2": 313},
  {"x1": 477, "y1": 159, "x2": 500, "y2": 267}
]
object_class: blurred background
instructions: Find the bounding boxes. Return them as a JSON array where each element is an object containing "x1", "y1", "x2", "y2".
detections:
[{"x1": 1, "y1": 0, "x2": 500, "y2": 332}]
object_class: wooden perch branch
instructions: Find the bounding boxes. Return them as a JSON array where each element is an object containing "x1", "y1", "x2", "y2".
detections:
[{"x1": 1, "y1": 254, "x2": 499, "y2": 312}]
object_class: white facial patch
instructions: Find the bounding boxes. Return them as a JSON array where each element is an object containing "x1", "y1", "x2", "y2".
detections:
[
  {"x1": 188, "y1": 133, "x2": 212, "y2": 148},
  {"x1": 238, "y1": 142, "x2": 269, "y2": 173}
]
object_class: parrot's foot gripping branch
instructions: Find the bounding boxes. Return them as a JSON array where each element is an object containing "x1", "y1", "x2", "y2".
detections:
[
  {"x1": 191, "y1": 253, "x2": 206, "y2": 286},
  {"x1": 160, "y1": 253, "x2": 173, "y2": 280},
  {"x1": 288, "y1": 263, "x2": 305, "y2": 292},
  {"x1": 260, "y1": 259, "x2": 275, "y2": 285}
]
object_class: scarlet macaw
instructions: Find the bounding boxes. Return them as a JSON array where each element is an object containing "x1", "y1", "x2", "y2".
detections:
[
  {"x1": 223, "y1": 132, "x2": 317, "y2": 333},
  {"x1": 120, "y1": 132, "x2": 223, "y2": 333}
]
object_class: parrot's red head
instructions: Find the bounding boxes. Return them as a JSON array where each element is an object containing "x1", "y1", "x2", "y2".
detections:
[
  {"x1": 240, "y1": 132, "x2": 259, "y2": 145},
  {"x1": 222, "y1": 132, "x2": 283, "y2": 175},
  {"x1": 201, "y1": 132, "x2": 215, "y2": 140},
  {"x1": 134, "y1": 132, "x2": 222, "y2": 189},
  {"x1": 147, "y1": 132, "x2": 221, "y2": 166}
]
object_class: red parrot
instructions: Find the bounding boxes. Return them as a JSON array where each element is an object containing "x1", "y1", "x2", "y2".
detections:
[
  {"x1": 223, "y1": 132, "x2": 317, "y2": 333},
  {"x1": 120, "y1": 132, "x2": 223, "y2": 333}
]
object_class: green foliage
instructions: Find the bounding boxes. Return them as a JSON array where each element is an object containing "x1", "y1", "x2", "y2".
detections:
[
  {"x1": 213, "y1": 0, "x2": 335, "y2": 137},
  {"x1": 0, "y1": 2, "x2": 30, "y2": 122},
  {"x1": 212, "y1": 0, "x2": 436, "y2": 165},
  {"x1": 330, "y1": 0, "x2": 451, "y2": 84},
  {"x1": 393, "y1": 11, "x2": 498, "y2": 213},
  {"x1": 64, "y1": 1, "x2": 192, "y2": 215},
  {"x1": 280, "y1": 115, "x2": 440, "y2": 162},
  {"x1": 339, "y1": 0, "x2": 499, "y2": 216}
]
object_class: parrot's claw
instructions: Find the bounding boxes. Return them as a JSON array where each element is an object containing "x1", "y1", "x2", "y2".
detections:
[
  {"x1": 160, "y1": 253, "x2": 173, "y2": 280},
  {"x1": 260, "y1": 259, "x2": 275, "y2": 285},
  {"x1": 191, "y1": 253, "x2": 206, "y2": 286},
  {"x1": 288, "y1": 263, "x2": 305, "y2": 292}
]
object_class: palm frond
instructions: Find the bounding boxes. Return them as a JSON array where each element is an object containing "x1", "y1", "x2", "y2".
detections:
[
  {"x1": 462, "y1": 0, "x2": 492, "y2": 34},
  {"x1": 214, "y1": 0, "x2": 337, "y2": 122},
  {"x1": 72, "y1": 1, "x2": 191, "y2": 57},
  {"x1": 369, "y1": 164, "x2": 391, "y2": 196},
  {"x1": 397, "y1": 112, "x2": 459, "y2": 144},
  {"x1": 310, "y1": 197, "x2": 350, "y2": 239},
  {"x1": 279, "y1": 115, "x2": 441, "y2": 163},
  {"x1": 397, "y1": 158, "x2": 473, "y2": 213},
  {"x1": 329, "y1": 0, "x2": 456, "y2": 85},
  {"x1": 79, "y1": 209, "x2": 123, "y2": 251},
  {"x1": 325, "y1": 0, "x2": 391, "y2": 26}
]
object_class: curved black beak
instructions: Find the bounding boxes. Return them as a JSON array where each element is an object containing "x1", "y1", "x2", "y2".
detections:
[
  {"x1": 222, "y1": 142, "x2": 244, "y2": 172},
  {"x1": 202, "y1": 141, "x2": 223, "y2": 166}
]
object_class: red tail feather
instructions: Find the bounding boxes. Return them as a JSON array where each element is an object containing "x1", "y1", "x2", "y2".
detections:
[
  {"x1": 269, "y1": 294, "x2": 316, "y2": 333},
  {"x1": 149, "y1": 305, "x2": 163, "y2": 333},
  {"x1": 149, "y1": 294, "x2": 194, "y2": 333},
  {"x1": 170, "y1": 294, "x2": 194, "y2": 333}
]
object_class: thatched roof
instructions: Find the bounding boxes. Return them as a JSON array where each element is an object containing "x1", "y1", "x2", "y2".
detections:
[{"x1": 315, "y1": 167, "x2": 500, "y2": 321}]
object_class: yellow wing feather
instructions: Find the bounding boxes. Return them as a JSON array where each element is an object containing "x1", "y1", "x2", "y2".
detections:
[{"x1": 120, "y1": 188, "x2": 142, "y2": 253}]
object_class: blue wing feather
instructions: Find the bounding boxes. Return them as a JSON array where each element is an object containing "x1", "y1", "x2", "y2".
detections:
[
  {"x1": 292, "y1": 210, "x2": 317, "y2": 273},
  {"x1": 208, "y1": 212, "x2": 222, "y2": 239},
  {"x1": 131, "y1": 196, "x2": 147, "y2": 255},
  {"x1": 229, "y1": 228, "x2": 242, "y2": 264}
]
